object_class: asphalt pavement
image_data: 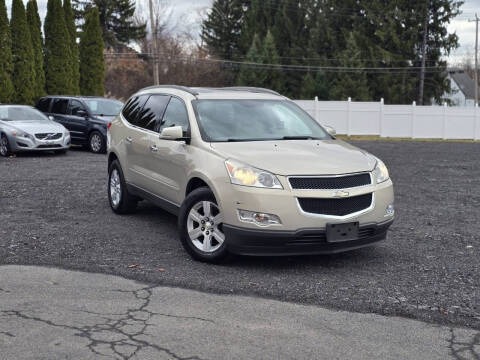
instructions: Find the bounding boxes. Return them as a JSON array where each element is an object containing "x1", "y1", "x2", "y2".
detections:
[
  {"x1": 1, "y1": 265, "x2": 479, "y2": 360},
  {"x1": 0, "y1": 141, "x2": 479, "y2": 333}
]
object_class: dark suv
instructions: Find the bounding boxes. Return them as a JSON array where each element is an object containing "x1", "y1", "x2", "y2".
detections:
[{"x1": 36, "y1": 96, "x2": 123, "y2": 153}]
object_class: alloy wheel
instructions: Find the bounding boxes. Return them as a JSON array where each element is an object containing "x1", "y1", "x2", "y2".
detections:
[
  {"x1": 90, "y1": 134, "x2": 102, "y2": 153},
  {"x1": 109, "y1": 169, "x2": 122, "y2": 207},
  {"x1": 187, "y1": 201, "x2": 225, "y2": 253},
  {"x1": 0, "y1": 136, "x2": 8, "y2": 156}
]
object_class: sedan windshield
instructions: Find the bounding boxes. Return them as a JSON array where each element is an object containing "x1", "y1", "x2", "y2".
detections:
[
  {"x1": 0, "y1": 106, "x2": 49, "y2": 122},
  {"x1": 192, "y1": 100, "x2": 331, "y2": 142},
  {"x1": 85, "y1": 99, "x2": 123, "y2": 116}
]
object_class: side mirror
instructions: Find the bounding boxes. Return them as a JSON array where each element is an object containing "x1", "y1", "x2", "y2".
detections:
[
  {"x1": 159, "y1": 126, "x2": 184, "y2": 140},
  {"x1": 48, "y1": 115, "x2": 54, "y2": 121},
  {"x1": 324, "y1": 125, "x2": 336, "y2": 137}
]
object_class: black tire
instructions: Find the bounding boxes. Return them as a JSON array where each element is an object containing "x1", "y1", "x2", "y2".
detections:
[
  {"x1": 108, "y1": 160, "x2": 138, "y2": 214},
  {"x1": 178, "y1": 187, "x2": 229, "y2": 263},
  {"x1": 89, "y1": 131, "x2": 106, "y2": 154},
  {"x1": 0, "y1": 134, "x2": 11, "y2": 157}
]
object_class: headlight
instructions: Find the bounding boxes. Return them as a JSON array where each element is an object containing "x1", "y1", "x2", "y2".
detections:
[
  {"x1": 374, "y1": 158, "x2": 389, "y2": 184},
  {"x1": 225, "y1": 160, "x2": 283, "y2": 189},
  {"x1": 12, "y1": 131, "x2": 33, "y2": 140}
]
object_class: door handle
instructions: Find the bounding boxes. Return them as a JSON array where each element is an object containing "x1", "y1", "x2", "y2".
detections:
[
  {"x1": 125, "y1": 137, "x2": 133, "y2": 143},
  {"x1": 150, "y1": 145, "x2": 158, "y2": 152}
]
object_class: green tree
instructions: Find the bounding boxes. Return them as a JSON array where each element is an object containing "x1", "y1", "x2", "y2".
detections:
[
  {"x1": 0, "y1": 0, "x2": 14, "y2": 103},
  {"x1": 261, "y1": 30, "x2": 284, "y2": 93},
  {"x1": 237, "y1": 33, "x2": 263, "y2": 87},
  {"x1": 44, "y1": 0, "x2": 72, "y2": 94},
  {"x1": 10, "y1": 0, "x2": 35, "y2": 104},
  {"x1": 300, "y1": 73, "x2": 316, "y2": 99},
  {"x1": 73, "y1": 0, "x2": 145, "y2": 49},
  {"x1": 26, "y1": 0, "x2": 46, "y2": 99},
  {"x1": 329, "y1": 33, "x2": 370, "y2": 101},
  {"x1": 201, "y1": 0, "x2": 245, "y2": 60},
  {"x1": 79, "y1": 7, "x2": 104, "y2": 95},
  {"x1": 64, "y1": 0, "x2": 80, "y2": 94}
]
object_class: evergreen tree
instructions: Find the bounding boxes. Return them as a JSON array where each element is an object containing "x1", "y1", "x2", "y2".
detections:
[
  {"x1": 26, "y1": 0, "x2": 45, "y2": 99},
  {"x1": 237, "y1": 34, "x2": 263, "y2": 87},
  {"x1": 73, "y1": 0, "x2": 145, "y2": 49},
  {"x1": 64, "y1": 0, "x2": 80, "y2": 94},
  {"x1": 44, "y1": 0, "x2": 72, "y2": 94},
  {"x1": 0, "y1": 0, "x2": 14, "y2": 103},
  {"x1": 261, "y1": 30, "x2": 284, "y2": 93},
  {"x1": 300, "y1": 73, "x2": 316, "y2": 99},
  {"x1": 10, "y1": 0, "x2": 35, "y2": 104},
  {"x1": 201, "y1": 0, "x2": 245, "y2": 60},
  {"x1": 79, "y1": 7, "x2": 104, "y2": 95},
  {"x1": 329, "y1": 33, "x2": 370, "y2": 101}
]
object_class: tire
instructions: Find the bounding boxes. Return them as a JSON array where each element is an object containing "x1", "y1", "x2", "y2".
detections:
[
  {"x1": 89, "y1": 131, "x2": 106, "y2": 154},
  {"x1": 108, "y1": 160, "x2": 138, "y2": 214},
  {"x1": 0, "y1": 134, "x2": 12, "y2": 157},
  {"x1": 178, "y1": 187, "x2": 229, "y2": 263}
]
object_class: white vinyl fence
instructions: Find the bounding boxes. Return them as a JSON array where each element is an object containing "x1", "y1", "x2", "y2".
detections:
[{"x1": 295, "y1": 98, "x2": 480, "y2": 140}]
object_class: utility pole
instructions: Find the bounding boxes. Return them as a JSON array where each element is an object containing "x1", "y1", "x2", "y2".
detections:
[
  {"x1": 475, "y1": 14, "x2": 478, "y2": 106},
  {"x1": 418, "y1": 0, "x2": 429, "y2": 105},
  {"x1": 148, "y1": 0, "x2": 159, "y2": 85}
]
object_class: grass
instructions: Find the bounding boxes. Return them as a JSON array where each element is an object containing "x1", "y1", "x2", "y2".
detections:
[{"x1": 336, "y1": 135, "x2": 480, "y2": 143}]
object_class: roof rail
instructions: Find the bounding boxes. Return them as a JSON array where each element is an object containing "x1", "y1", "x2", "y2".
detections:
[
  {"x1": 139, "y1": 85, "x2": 199, "y2": 96},
  {"x1": 220, "y1": 87, "x2": 282, "y2": 96}
]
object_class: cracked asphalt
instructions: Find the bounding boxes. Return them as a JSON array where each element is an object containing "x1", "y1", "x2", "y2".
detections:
[
  {"x1": 0, "y1": 141, "x2": 479, "y2": 335},
  {"x1": 1, "y1": 265, "x2": 479, "y2": 359}
]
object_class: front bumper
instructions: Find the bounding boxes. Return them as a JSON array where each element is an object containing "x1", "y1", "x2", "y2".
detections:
[
  {"x1": 223, "y1": 218, "x2": 393, "y2": 256},
  {"x1": 10, "y1": 134, "x2": 71, "y2": 152}
]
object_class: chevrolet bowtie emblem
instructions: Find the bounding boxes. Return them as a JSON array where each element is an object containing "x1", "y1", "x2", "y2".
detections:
[{"x1": 333, "y1": 190, "x2": 350, "y2": 198}]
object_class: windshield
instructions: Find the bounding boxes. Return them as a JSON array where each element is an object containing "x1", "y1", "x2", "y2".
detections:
[
  {"x1": 192, "y1": 100, "x2": 331, "y2": 142},
  {"x1": 0, "y1": 106, "x2": 49, "y2": 122},
  {"x1": 84, "y1": 99, "x2": 123, "y2": 116}
]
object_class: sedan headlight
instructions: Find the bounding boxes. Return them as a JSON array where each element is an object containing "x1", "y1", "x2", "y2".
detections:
[
  {"x1": 373, "y1": 158, "x2": 390, "y2": 184},
  {"x1": 12, "y1": 131, "x2": 33, "y2": 140},
  {"x1": 225, "y1": 160, "x2": 283, "y2": 189}
]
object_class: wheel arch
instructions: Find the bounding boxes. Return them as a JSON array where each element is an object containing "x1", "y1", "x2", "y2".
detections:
[{"x1": 185, "y1": 173, "x2": 222, "y2": 209}]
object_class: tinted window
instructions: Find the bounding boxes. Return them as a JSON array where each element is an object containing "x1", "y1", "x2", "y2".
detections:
[
  {"x1": 159, "y1": 97, "x2": 189, "y2": 134},
  {"x1": 36, "y1": 98, "x2": 51, "y2": 112},
  {"x1": 136, "y1": 95, "x2": 170, "y2": 132},
  {"x1": 51, "y1": 99, "x2": 69, "y2": 115},
  {"x1": 69, "y1": 100, "x2": 87, "y2": 116},
  {"x1": 122, "y1": 95, "x2": 149, "y2": 126}
]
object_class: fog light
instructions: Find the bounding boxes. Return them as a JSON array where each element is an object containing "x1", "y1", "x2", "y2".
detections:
[
  {"x1": 385, "y1": 204, "x2": 395, "y2": 217},
  {"x1": 238, "y1": 209, "x2": 282, "y2": 227}
]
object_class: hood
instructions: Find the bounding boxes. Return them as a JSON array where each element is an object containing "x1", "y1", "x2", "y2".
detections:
[
  {"x1": 92, "y1": 115, "x2": 116, "y2": 123},
  {"x1": 7, "y1": 120, "x2": 66, "y2": 134},
  {"x1": 210, "y1": 140, "x2": 376, "y2": 176}
]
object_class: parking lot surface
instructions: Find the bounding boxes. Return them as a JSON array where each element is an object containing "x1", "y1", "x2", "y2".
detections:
[{"x1": 0, "y1": 141, "x2": 479, "y2": 330}]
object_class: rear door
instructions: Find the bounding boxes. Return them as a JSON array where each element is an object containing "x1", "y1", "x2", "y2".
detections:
[
  {"x1": 120, "y1": 95, "x2": 150, "y2": 184},
  {"x1": 49, "y1": 98, "x2": 71, "y2": 130},
  {"x1": 67, "y1": 99, "x2": 90, "y2": 143}
]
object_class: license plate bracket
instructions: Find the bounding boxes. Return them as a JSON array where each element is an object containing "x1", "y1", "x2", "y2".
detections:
[{"x1": 326, "y1": 222, "x2": 359, "y2": 243}]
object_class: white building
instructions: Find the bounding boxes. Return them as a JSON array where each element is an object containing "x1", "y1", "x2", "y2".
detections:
[{"x1": 442, "y1": 69, "x2": 479, "y2": 107}]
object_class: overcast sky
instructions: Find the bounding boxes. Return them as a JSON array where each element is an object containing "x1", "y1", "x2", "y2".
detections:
[{"x1": 7, "y1": 0, "x2": 480, "y2": 63}]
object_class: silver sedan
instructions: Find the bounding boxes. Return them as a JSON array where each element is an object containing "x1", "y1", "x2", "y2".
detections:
[{"x1": 0, "y1": 105, "x2": 71, "y2": 156}]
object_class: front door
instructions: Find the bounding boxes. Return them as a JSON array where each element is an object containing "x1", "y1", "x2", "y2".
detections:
[
  {"x1": 67, "y1": 100, "x2": 90, "y2": 143},
  {"x1": 141, "y1": 96, "x2": 190, "y2": 205},
  {"x1": 49, "y1": 98, "x2": 70, "y2": 130}
]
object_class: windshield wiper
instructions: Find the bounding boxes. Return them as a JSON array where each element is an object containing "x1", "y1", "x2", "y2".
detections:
[{"x1": 281, "y1": 136, "x2": 321, "y2": 140}]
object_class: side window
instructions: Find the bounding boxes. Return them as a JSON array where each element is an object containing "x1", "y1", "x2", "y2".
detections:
[
  {"x1": 158, "y1": 97, "x2": 189, "y2": 134},
  {"x1": 36, "y1": 98, "x2": 51, "y2": 112},
  {"x1": 122, "y1": 95, "x2": 149, "y2": 126},
  {"x1": 69, "y1": 100, "x2": 87, "y2": 116},
  {"x1": 51, "y1": 99, "x2": 69, "y2": 115},
  {"x1": 136, "y1": 95, "x2": 170, "y2": 132}
]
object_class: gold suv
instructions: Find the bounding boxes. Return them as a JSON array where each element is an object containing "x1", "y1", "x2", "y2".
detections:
[{"x1": 107, "y1": 86, "x2": 394, "y2": 262}]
